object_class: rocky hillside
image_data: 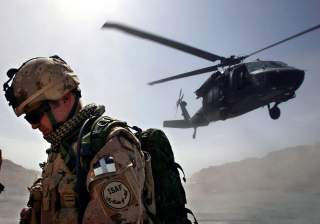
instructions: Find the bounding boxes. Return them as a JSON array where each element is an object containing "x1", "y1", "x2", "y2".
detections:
[
  {"x1": 0, "y1": 159, "x2": 40, "y2": 223},
  {"x1": 188, "y1": 144, "x2": 320, "y2": 194},
  {"x1": 0, "y1": 159, "x2": 40, "y2": 195}
]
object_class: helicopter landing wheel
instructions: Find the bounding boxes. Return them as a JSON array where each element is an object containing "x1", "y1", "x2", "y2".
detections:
[{"x1": 268, "y1": 104, "x2": 281, "y2": 120}]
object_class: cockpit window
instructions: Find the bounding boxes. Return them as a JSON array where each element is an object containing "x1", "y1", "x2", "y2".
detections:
[{"x1": 246, "y1": 61, "x2": 288, "y2": 73}]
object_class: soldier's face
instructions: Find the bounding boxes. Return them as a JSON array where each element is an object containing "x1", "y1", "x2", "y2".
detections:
[
  {"x1": 28, "y1": 93, "x2": 75, "y2": 136},
  {"x1": 30, "y1": 111, "x2": 53, "y2": 136}
]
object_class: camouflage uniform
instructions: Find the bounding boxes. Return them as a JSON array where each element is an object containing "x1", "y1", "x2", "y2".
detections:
[
  {"x1": 4, "y1": 56, "x2": 155, "y2": 224},
  {"x1": 33, "y1": 114, "x2": 151, "y2": 224}
]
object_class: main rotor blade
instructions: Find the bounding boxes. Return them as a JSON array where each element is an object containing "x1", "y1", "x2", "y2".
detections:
[
  {"x1": 148, "y1": 65, "x2": 220, "y2": 85},
  {"x1": 247, "y1": 23, "x2": 320, "y2": 58},
  {"x1": 102, "y1": 22, "x2": 225, "y2": 63}
]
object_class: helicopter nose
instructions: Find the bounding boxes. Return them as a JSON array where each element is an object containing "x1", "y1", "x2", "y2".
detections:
[{"x1": 268, "y1": 68, "x2": 305, "y2": 90}]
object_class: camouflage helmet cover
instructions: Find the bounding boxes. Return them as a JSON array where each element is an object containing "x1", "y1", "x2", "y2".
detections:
[{"x1": 12, "y1": 57, "x2": 80, "y2": 116}]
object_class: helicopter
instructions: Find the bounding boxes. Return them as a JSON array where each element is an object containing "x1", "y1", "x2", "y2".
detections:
[{"x1": 102, "y1": 22, "x2": 320, "y2": 138}]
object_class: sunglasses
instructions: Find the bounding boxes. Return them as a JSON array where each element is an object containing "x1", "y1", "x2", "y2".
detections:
[{"x1": 24, "y1": 102, "x2": 51, "y2": 124}]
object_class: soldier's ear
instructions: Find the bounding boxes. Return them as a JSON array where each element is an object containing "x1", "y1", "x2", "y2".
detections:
[
  {"x1": 63, "y1": 95, "x2": 68, "y2": 104},
  {"x1": 50, "y1": 93, "x2": 71, "y2": 108},
  {"x1": 62, "y1": 92, "x2": 75, "y2": 106}
]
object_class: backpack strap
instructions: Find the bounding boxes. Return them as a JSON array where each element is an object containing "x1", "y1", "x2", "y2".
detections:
[
  {"x1": 88, "y1": 116, "x2": 128, "y2": 153},
  {"x1": 76, "y1": 116, "x2": 96, "y2": 223},
  {"x1": 173, "y1": 162, "x2": 187, "y2": 183}
]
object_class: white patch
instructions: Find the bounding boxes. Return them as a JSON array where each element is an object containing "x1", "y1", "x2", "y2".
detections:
[
  {"x1": 93, "y1": 157, "x2": 116, "y2": 176},
  {"x1": 99, "y1": 157, "x2": 116, "y2": 173},
  {"x1": 94, "y1": 167, "x2": 103, "y2": 176},
  {"x1": 102, "y1": 181, "x2": 131, "y2": 209}
]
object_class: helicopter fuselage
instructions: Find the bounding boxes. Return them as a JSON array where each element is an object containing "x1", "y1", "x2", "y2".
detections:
[{"x1": 190, "y1": 60, "x2": 304, "y2": 125}]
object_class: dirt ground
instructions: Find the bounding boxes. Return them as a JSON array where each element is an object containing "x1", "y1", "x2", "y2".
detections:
[
  {"x1": 0, "y1": 193, "x2": 28, "y2": 224},
  {"x1": 188, "y1": 191, "x2": 320, "y2": 224},
  {"x1": 1, "y1": 190, "x2": 319, "y2": 224}
]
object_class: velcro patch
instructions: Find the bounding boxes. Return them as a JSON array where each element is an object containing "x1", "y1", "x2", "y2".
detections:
[
  {"x1": 93, "y1": 156, "x2": 116, "y2": 176},
  {"x1": 102, "y1": 181, "x2": 131, "y2": 209}
]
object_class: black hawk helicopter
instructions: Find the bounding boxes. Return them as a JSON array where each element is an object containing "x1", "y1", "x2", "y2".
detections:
[{"x1": 102, "y1": 23, "x2": 320, "y2": 138}]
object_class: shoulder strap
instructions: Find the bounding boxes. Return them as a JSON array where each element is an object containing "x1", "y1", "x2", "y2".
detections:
[{"x1": 87, "y1": 116, "x2": 128, "y2": 154}]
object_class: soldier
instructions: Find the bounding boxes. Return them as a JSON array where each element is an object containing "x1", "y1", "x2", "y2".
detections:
[{"x1": 3, "y1": 56, "x2": 155, "y2": 224}]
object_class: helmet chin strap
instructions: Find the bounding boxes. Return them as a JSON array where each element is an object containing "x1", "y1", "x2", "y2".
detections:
[
  {"x1": 66, "y1": 93, "x2": 80, "y2": 121},
  {"x1": 46, "y1": 92, "x2": 80, "y2": 130},
  {"x1": 46, "y1": 109, "x2": 61, "y2": 130}
]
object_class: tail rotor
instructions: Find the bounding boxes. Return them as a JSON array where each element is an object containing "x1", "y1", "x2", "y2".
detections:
[{"x1": 176, "y1": 88, "x2": 184, "y2": 115}]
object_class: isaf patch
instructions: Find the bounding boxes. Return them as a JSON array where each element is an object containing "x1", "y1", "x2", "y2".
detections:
[{"x1": 102, "y1": 181, "x2": 131, "y2": 209}]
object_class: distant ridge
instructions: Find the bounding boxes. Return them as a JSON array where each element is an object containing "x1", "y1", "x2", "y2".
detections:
[
  {"x1": 0, "y1": 159, "x2": 40, "y2": 195},
  {"x1": 188, "y1": 144, "x2": 320, "y2": 194}
]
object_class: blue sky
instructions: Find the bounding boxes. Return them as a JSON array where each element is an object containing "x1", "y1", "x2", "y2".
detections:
[{"x1": 0, "y1": 0, "x2": 319, "y2": 175}]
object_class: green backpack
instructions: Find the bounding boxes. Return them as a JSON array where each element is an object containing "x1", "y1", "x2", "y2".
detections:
[
  {"x1": 79, "y1": 116, "x2": 197, "y2": 224},
  {"x1": 135, "y1": 128, "x2": 197, "y2": 224}
]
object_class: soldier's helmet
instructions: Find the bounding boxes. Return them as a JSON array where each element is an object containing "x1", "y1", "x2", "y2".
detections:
[{"x1": 3, "y1": 56, "x2": 80, "y2": 116}]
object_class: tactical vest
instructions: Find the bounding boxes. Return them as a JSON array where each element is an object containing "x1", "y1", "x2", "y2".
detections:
[{"x1": 27, "y1": 148, "x2": 79, "y2": 224}]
